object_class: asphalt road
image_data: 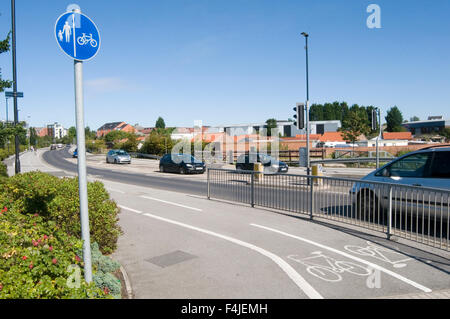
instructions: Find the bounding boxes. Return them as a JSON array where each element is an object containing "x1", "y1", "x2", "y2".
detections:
[
  {"x1": 19, "y1": 148, "x2": 450, "y2": 298},
  {"x1": 43, "y1": 147, "x2": 207, "y2": 195}
]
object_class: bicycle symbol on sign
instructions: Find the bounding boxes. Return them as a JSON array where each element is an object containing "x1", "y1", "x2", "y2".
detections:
[
  {"x1": 77, "y1": 33, "x2": 98, "y2": 48},
  {"x1": 288, "y1": 251, "x2": 371, "y2": 282}
]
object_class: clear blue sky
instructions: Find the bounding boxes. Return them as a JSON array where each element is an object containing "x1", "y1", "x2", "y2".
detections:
[{"x1": 0, "y1": 0, "x2": 449, "y2": 130}]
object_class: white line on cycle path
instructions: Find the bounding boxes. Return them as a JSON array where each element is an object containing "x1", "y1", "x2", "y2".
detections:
[
  {"x1": 118, "y1": 206, "x2": 323, "y2": 299},
  {"x1": 140, "y1": 195, "x2": 203, "y2": 212},
  {"x1": 118, "y1": 205, "x2": 142, "y2": 214},
  {"x1": 250, "y1": 224, "x2": 432, "y2": 293}
]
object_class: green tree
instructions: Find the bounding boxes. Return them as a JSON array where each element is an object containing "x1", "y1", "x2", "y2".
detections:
[
  {"x1": 340, "y1": 108, "x2": 370, "y2": 146},
  {"x1": 410, "y1": 116, "x2": 420, "y2": 122},
  {"x1": 29, "y1": 127, "x2": 38, "y2": 147},
  {"x1": 122, "y1": 134, "x2": 138, "y2": 153},
  {"x1": 141, "y1": 131, "x2": 174, "y2": 156},
  {"x1": 155, "y1": 117, "x2": 166, "y2": 129},
  {"x1": 103, "y1": 130, "x2": 129, "y2": 143},
  {"x1": 385, "y1": 106, "x2": 404, "y2": 132},
  {"x1": 0, "y1": 32, "x2": 11, "y2": 93},
  {"x1": 265, "y1": 118, "x2": 277, "y2": 136}
]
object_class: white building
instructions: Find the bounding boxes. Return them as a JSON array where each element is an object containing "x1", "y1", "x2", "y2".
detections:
[
  {"x1": 47, "y1": 122, "x2": 67, "y2": 139},
  {"x1": 208, "y1": 120, "x2": 341, "y2": 137}
]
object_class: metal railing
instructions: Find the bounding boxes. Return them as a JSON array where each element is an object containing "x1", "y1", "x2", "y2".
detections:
[{"x1": 207, "y1": 168, "x2": 450, "y2": 251}]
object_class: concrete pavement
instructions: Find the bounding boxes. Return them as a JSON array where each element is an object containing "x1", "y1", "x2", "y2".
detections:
[{"x1": 6, "y1": 148, "x2": 450, "y2": 299}]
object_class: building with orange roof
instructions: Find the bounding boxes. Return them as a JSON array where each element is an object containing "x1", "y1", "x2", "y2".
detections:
[{"x1": 382, "y1": 132, "x2": 413, "y2": 140}]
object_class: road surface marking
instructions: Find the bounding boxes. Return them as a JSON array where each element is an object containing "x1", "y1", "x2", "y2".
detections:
[
  {"x1": 140, "y1": 195, "x2": 203, "y2": 212},
  {"x1": 118, "y1": 205, "x2": 142, "y2": 214},
  {"x1": 250, "y1": 224, "x2": 432, "y2": 293},
  {"x1": 107, "y1": 188, "x2": 125, "y2": 194},
  {"x1": 122, "y1": 210, "x2": 322, "y2": 299}
]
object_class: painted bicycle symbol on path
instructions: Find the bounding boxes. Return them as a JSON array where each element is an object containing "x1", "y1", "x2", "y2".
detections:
[
  {"x1": 288, "y1": 251, "x2": 371, "y2": 282},
  {"x1": 344, "y1": 241, "x2": 412, "y2": 268},
  {"x1": 77, "y1": 33, "x2": 98, "y2": 47}
]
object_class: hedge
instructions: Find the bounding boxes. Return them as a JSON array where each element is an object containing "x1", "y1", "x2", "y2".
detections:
[
  {"x1": 0, "y1": 172, "x2": 124, "y2": 298},
  {"x1": 0, "y1": 172, "x2": 122, "y2": 254},
  {"x1": 0, "y1": 207, "x2": 110, "y2": 298}
]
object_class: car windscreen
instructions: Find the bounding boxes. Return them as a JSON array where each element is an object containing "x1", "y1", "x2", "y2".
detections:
[{"x1": 116, "y1": 151, "x2": 129, "y2": 156}]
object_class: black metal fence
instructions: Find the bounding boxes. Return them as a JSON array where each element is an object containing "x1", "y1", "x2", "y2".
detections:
[{"x1": 207, "y1": 168, "x2": 450, "y2": 251}]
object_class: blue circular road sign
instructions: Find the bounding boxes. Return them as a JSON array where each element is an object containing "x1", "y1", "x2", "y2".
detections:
[{"x1": 55, "y1": 11, "x2": 101, "y2": 61}]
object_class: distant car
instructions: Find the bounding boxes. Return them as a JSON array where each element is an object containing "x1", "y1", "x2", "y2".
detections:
[
  {"x1": 106, "y1": 150, "x2": 131, "y2": 164},
  {"x1": 50, "y1": 144, "x2": 57, "y2": 150},
  {"x1": 73, "y1": 148, "x2": 78, "y2": 158},
  {"x1": 159, "y1": 154, "x2": 206, "y2": 174},
  {"x1": 57, "y1": 143, "x2": 63, "y2": 148},
  {"x1": 236, "y1": 153, "x2": 288, "y2": 174},
  {"x1": 350, "y1": 145, "x2": 450, "y2": 219}
]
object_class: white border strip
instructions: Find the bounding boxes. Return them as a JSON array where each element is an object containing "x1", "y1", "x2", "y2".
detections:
[
  {"x1": 250, "y1": 224, "x2": 432, "y2": 293},
  {"x1": 140, "y1": 195, "x2": 202, "y2": 212}
]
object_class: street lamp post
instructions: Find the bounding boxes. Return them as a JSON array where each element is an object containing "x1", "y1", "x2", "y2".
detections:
[
  {"x1": 301, "y1": 32, "x2": 310, "y2": 174},
  {"x1": 11, "y1": 0, "x2": 21, "y2": 174}
]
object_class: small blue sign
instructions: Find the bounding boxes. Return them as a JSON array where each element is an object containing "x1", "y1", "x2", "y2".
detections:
[{"x1": 55, "y1": 11, "x2": 100, "y2": 61}]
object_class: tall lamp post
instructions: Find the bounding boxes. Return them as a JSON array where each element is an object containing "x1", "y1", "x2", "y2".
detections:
[
  {"x1": 11, "y1": 0, "x2": 21, "y2": 174},
  {"x1": 301, "y1": 32, "x2": 310, "y2": 174}
]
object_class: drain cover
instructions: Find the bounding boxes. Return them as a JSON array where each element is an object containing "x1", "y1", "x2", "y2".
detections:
[{"x1": 146, "y1": 250, "x2": 197, "y2": 268}]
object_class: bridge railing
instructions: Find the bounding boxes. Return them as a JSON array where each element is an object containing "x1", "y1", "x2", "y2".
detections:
[{"x1": 207, "y1": 168, "x2": 450, "y2": 252}]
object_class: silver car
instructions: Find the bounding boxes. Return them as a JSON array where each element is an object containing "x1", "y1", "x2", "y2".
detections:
[
  {"x1": 106, "y1": 149, "x2": 131, "y2": 164},
  {"x1": 350, "y1": 145, "x2": 450, "y2": 219}
]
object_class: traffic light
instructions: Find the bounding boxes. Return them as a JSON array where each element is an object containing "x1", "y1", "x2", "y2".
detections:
[
  {"x1": 293, "y1": 103, "x2": 305, "y2": 129},
  {"x1": 371, "y1": 109, "x2": 378, "y2": 131}
]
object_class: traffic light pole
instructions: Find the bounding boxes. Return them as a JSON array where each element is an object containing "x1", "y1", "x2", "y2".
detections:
[{"x1": 376, "y1": 108, "x2": 381, "y2": 169}]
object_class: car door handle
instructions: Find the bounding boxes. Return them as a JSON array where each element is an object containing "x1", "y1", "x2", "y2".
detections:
[{"x1": 412, "y1": 184, "x2": 422, "y2": 187}]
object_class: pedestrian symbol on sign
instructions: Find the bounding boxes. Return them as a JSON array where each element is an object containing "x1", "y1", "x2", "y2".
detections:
[{"x1": 55, "y1": 10, "x2": 100, "y2": 61}]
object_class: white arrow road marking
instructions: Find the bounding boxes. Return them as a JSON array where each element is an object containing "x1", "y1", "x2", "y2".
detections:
[
  {"x1": 140, "y1": 195, "x2": 202, "y2": 212},
  {"x1": 250, "y1": 224, "x2": 432, "y2": 293},
  {"x1": 118, "y1": 206, "x2": 322, "y2": 298}
]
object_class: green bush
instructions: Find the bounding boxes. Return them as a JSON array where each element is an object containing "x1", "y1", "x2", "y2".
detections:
[
  {"x1": 0, "y1": 172, "x2": 122, "y2": 254},
  {"x1": 0, "y1": 208, "x2": 110, "y2": 299},
  {"x1": 0, "y1": 163, "x2": 7, "y2": 178}
]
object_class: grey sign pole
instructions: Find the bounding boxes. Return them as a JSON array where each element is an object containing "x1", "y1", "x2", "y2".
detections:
[{"x1": 73, "y1": 7, "x2": 92, "y2": 283}]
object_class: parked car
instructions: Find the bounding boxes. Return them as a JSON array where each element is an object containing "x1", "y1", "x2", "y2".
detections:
[
  {"x1": 57, "y1": 143, "x2": 63, "y2": 148},
  {"x1": 50, "y1": 144, "x2": 57, "y2": 150},
  {"x1": 159, "y1": 154, "x2": 206, "y2": 174},
  {"x1": 73, "y1": 148, "x2": 78, "y2": 158},
  {"x1": 350, "y1": 145, "x2": 450, "y2": 219},
  {"x1": 106, "y1": 150, "x2": 131, "y2": 164},
  {"x1": 236, "y1": 153, "x2": 289, "y2": 174}
]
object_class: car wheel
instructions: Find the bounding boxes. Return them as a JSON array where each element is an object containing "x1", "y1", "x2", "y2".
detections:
[
  {"x1": 179, "y1": 167, "x2": 185, "y2": 174},
  {"x1": 356, "y1": 190, "x2": 382, "y2": 224},
  {"x1": 160, "y1": 165, "x2": 165, "y2": 173},
  {"x1": 114, "y1": 159, "x2": 117, "y2": 164}
]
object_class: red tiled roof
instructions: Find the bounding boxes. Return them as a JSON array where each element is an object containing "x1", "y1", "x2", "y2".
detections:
[
  {"x1": 319, "y1": 132, "x2": 345, "y2": 142},
  {"x1": 383, "y1": 132, "x2": 412, "y2": 140}
]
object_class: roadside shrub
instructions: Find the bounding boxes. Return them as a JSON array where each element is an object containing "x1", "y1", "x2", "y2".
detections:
[
  {"x1": 0, "y1": 163, "x2": 7, "y2": 178},
  {"x1": 0, "y1": 172, "x2": 122, "y2": 254},
  {"x1": 0, "y1": 207, "x2": 110, "y2": 299}
]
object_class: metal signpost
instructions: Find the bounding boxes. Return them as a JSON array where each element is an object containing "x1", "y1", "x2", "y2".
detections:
[{"x1": 55, "y1": 5, "x2": 101, "y2": 283}]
